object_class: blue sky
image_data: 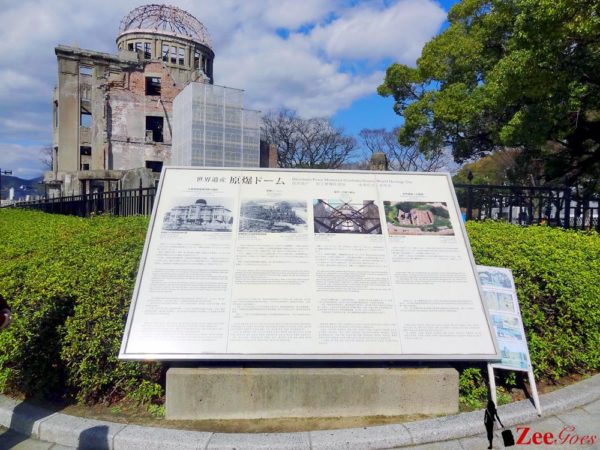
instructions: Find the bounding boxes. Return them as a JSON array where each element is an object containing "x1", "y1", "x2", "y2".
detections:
[{"x1": 0, "y1": 0, "x2": 459, "y2": 178}]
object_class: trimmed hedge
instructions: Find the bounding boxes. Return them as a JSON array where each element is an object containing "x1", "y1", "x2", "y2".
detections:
[
  {"x1": 0, "y1": 210, "x2": 598, "y2": 407},
  {"x1": 0, "y1": 209, "x2": 162, "y2": 404},
  {"x1": 466, "y1": 221, "x2": 600, "y2": 380}
]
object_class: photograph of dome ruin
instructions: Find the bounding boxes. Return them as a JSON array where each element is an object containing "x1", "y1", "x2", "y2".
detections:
[
  {"x1": 313, "y1": 199, "x2": 382, "y2": 234},
  {"x1": 163, "y1": 198, "x2": 233, "y2": 231},
  {"x1": 384, "y1": 201, "x2": 454, "y2": 236},
  {"x1": 239, "y1": 200, "x2": 307, "y2": 233}
]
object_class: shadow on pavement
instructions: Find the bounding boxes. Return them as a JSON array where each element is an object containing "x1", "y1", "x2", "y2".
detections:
[
  {"x1": 0, "y1": 427, "x2": 33, "y2": 448},
  {"x1": 0, "y1": 397, "x2": 65, "y2": 448},
  {"x1": 79, "y1": 425, "x2": 109, "y2": 450}
]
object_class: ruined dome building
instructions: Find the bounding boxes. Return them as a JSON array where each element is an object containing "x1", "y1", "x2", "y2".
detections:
[{"x1": 46, "y1": 4, "x2": 274, "y2": 197}]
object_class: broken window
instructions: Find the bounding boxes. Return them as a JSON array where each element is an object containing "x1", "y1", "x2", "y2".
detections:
[
  {"x1": 143, "y1": 42, "x2": 152, "y2": 59},
  {"x1": 170, "y1": 46, "x2": 177, "y2": 64},
  {"x1": 135, "y1": 42, "x2": 143, "y2": 52},
  {"x1": 53, "y1": 101, "x2": 58, "y2": 128},
  {"x1": 128, "y1": 43, "x2": 134, "y2": 51},
  {"x1": 146, "y1": 116, "x2": 164, "y2": 142},
  {"x1": 145, "y1": 161, "x2": 163, "y2": 173},
  {"x1": 194, "y1": 50, "x2": 200, "y2": 69},
  {"x1": 80, "y1": 111, "x2": 92, "y2": 128},
  {"x1": 80, "y1": 146, "x2": 91, "y2": 156},
  {"x1": 178, "y1": 47, "x2": 185, "y2": 65},
  {"x1": 79, "y1": 66, "x2": 92, "y2": 76},
  {"x1": 81, "y1": 163, "x2": 90, "y2": 171},
  {"x1": 162, "y1": 44, "x2": 169, "y2": 62},
  {"x1": 145, "y1": 77, "x2": 161, "y2": 96}
]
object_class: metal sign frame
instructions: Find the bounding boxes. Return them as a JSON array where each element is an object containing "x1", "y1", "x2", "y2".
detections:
[{"x1": 120, "y1": 167, "x2": 500, "y2": 361}]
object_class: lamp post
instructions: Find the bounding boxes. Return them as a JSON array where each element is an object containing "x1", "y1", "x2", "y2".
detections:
[{"x1": 0, "y1": 169, "x2": 13, "y2": 204}]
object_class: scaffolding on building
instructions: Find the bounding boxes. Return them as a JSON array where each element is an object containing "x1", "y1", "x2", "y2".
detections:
[{"x1": 172, "y1": 83, "x2": 261, "y2": 168}]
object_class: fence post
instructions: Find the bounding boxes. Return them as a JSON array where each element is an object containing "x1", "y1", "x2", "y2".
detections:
[
  {"x1": 115, "y1": 188, "x2": 120, "y2": 216},
  {"x1": 466, "y1": 171, "x2": 473, "y2": 220},
  {"x1": 138, "y1": 179, "x2": 143, "y2": 215},
  {"x1": 563, "y1": 187, "x2": 571, "y2": 229}
]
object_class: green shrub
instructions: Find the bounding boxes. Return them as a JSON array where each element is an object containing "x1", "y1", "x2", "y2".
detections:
[
  {"x1": 0, "y1": 210, "x2": 598, "y2": 409},
  {"x1": 0, "y1": 209, "x2": 162, "y2": 404},
  {"x1": 466, "y1": 221, "x2": 600, "y2": 380}
]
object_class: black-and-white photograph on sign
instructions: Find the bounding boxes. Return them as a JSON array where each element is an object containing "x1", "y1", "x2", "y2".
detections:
[
  {"x1": 239, "y1": 200, "x2": 307, "y2": 233},
  {"x1": 162, "y1": 197, "x2": 234, "y2": 232}
]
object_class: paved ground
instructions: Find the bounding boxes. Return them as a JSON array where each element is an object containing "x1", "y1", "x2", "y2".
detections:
[
  {"x1": 403, "y1": 398, "x2": 600, "y2": 449},
  {"x1": 0, "y1": 427, "x2": 69, "y2": 449},
  {"x1": 1, "y1": 399, "x2": 598, "y2": 449},
  {"x1": 0, "y1": 375, "x2": 598, "y2": 449}
]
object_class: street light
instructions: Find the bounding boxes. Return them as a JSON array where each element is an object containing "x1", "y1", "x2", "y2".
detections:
[{"x1": 0, "y1": 169, "x2": 13, "y2": 204}]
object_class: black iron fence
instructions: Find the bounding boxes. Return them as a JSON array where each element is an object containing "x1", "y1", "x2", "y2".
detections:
[
  {"x1": 12, "y1": 184, "x2": 156, "y2": 218},
  {"x1": 454, "y1": 184, "x2": 600, "y2": 231},
  {"x1": 8, "y1": 182, "x2": 600, "y2": 232}
]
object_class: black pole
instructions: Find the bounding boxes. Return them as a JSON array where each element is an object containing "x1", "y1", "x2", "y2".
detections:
[
  {"x1": 0, "y1": 169, "x2": 13, "y2": 204},
  {"x1": 466, "y1": 170, "x2": 474, "y2": 220},
  {"x1": 563, "y1": 187, "x2": 571, "y2": 229},
  {"x1": 138, "y1": 179, "x2": 143, "y2": 215}
]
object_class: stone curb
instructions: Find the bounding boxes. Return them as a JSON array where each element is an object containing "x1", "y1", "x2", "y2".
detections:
[{"x1": 0, "y1": 374, "x2": 598, "y2": 449}]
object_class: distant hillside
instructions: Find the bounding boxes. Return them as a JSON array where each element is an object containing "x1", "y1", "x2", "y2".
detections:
[{"x1": 0, "y1": 175, "x2": 45, "y2": 199}]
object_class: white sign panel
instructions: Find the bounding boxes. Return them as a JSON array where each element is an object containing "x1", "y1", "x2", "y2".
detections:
[
  {"x1": 478, "y1": 265, "x2": 531, "y2": 371},
  {"x1": 120, "y1": 168, "x2": 499, "y2": 360}
]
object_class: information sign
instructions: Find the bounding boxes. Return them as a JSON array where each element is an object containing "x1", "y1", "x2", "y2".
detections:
[
  {"x1": 478, "y1": 265, "x2": 541, "y2": 415},
  {"x1": 477, "y1": 266, "x2": 531, "y2": 371},
  {"x1": 120, "y1": 168, "x2": 500, "y2": 360}
]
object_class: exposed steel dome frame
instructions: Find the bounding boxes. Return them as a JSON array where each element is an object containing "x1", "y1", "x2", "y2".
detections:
[{"x1": 118, "y1": 4, "x2": 212, "y2": 49}]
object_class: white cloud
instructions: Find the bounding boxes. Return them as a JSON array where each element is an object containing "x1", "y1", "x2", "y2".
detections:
[
  {"x1": 310, "y1": 0, "x2": 446, "y2": 63},
  {"x1": 0, "y1": 0, "x2": 446, "y2": 177},
  {"x1": 217, "y1": 31, "x2": 385, "y2": 117},
  {"x1": 0, "y1": 144, "x2": 47, "y2": 178},
  {"x1": 261, "y1": 0, "x2": 337, "y2": 29}
]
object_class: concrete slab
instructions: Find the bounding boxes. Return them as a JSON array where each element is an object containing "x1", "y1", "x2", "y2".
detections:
[
  {"x1": 458, "y1": 431, "x2": 502, "y2": 450},
  {"x1": 495, "y1": 398, "x2": 539, "y2": 428},
  {"x1": 0, "y1": 397, "x2": 58, "y2": 438},
  {"x1": 556, "y1": 408, "x2": 600, "y2": 440},
  {"x1": 310, "y1": 424, "x2": 411, "y2": 450},
  {"x1": 582, "y1": 399, "x2": 600, "y2": 415},
  {"x1": 206, "y1": 431, "x2": 310, "y2": 450},
  {"x1": 166, "y1": 367, "x2": 458, "y2": 420},
  {"x1": 401, "y1": 440, "x2": 465, "y2": 449},
  {"x1": 402, "y1": 410, "x2": 482, "y2": 444},
  {"x1": 540, "y1": 375, "x2": 600, "y2": 417},
  {"x1": 113, "y1": 424, "x2": 212, "y2": 450},
  {"x1": 0, "y1": 427, "x2": 54, "y2": 450},
  {"x1": 0, "y1": 395, "x2": 19, "y2": 425},
  {"x1": 37, "y1": 414, "x2": 125, "y2": 449}
]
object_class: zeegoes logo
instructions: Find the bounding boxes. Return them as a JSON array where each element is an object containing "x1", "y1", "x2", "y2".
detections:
[{"x1": 516, "y1": 426, "x2": 597, "y2": 446}]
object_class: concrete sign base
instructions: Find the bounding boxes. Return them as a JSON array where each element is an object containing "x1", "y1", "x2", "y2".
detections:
[{"x1": 165, "y1": 367, "x2": 458, "y2": 420}]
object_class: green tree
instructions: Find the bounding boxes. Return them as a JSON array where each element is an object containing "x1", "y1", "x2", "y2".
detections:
[
  {"x1": 378, "y1": 0, "x2": 600, "y2": 192},
  {"x1": 452, "y1": 148, "x2": 538, "y2": 185}
]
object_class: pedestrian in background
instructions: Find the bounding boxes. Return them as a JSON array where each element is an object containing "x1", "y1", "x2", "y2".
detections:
[{"x1": 0, "y1": 294, "x2": 11, "y2": 330}]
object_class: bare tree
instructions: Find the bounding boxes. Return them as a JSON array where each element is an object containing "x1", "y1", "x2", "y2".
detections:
[
  {"x1": 359, "y1": 128, "x2": 450, "y2": 172},
  {"x1": 39, "y1": 145, "x2": 53, "y2": 170},
  {"x1": 262, "y1": 110, "x2": 356, "y2": 169}
]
